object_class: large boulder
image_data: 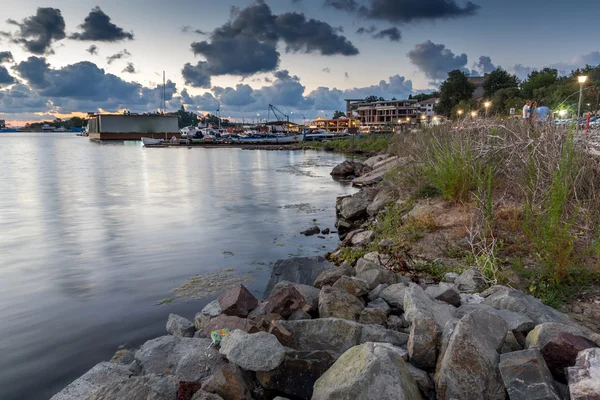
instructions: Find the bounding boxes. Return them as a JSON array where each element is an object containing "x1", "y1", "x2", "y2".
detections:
[
  {"x1": 333, "y1": 276, "x2": 369, "y2": 297},
  {"x1": 318, "y1": 286, "x2": 365, "y2": 321},
  {"x1": 539, "y1": 331, "x2": 598, "y2": 382},
  {"x1": 380, "y1": 283, "x2": 407, "y2": 309},
  {"x1": 360, "y1": 324, "x2": 409, "y2": 347},
  {"x1": 350, "y1": 230, "x2": 375, "y2": 247},
  {"x1": 367, "y1": 189, "x2": 396, "y2": 217},
  {"x1": 499, "y1": 349, "x2": 561, "y2": 400},
  {"x1": 408, "y1": 313, "x2": 439, "y2": 371},
  {"x1": 202, "y1": 315, "x2": 259, "y2": 337},
  {"x1": 368, "y1": 283, "x2": 389, "y2": 301},
  {"x1": 270, "y1": 281, "x2": 320, "y2": 312},
  {"x1": 331, "y1": 160, "x2": 372, "y2": 179},
  {"x1": 407, "y1": 363, "x2": 436, "y2": 400},
  {"x1": 435, "y1": 310, "x2": 508, "y2": 400},
  {"x1": 263, "y1": 284, "x2": 306, "y2": 318},
  {"x1": 359, "y1": 308, "x2": 388, "y2": 325},
  {"x1": 456, "y1": 304, "x2": 535, "y2": 332},
  {"x1": 256, "y1": 350, "x2": 335, "y2": 399},
  {"x1": 85, "y1": 374, "x2": 178, "y2": 400},
  {"x1": 192, "y1": 390, "x2": 224, "y2": 400},
  {"x1": 201, "y1": 364, "x2": 252, "y2": 400},
  {"x1": 567, "y1": 348, "x2": 600, "y2": 400},
  {"x1": 166, "y1": 313, "x2": 195, "y2": 337},
  {"x1": 338, "y1": 188, "x2": 380, "y2": 221},
  {"x1": 219, "y1": 330, "x2": 285, "y2": 372},
  {"x1": 526, "y1": 322, "x2": 587, "y2": 349},
  {"x1": 313, "y1": 263, "x2": 353, "y2": 289},
  {"x1": 312, "y1": 342, "x2": 422, "y2": 400},
  {"x1": 484, "y1": 288, "x2": 591, "y2": 333},
  {"x1": 455, "y1": 268, "x2": 487, "y2": 293},
  {"x1": 49, "y1": 362, "x2": 131, "y2": 400},
  {"x1": 404, "y1": 284, "x2": 456, "y2": 329},
  {"x1": 425, "y1": 284, "x2": 461, "y2": 307},
  {"x1": 367, "y1": 298, "x2": 391, "y2": 315},
  {"x1": 265, "y1": 257, "x2": 333, "y2": 296},
  {"x1": 355, "y1": 258, "x2": 396, "y2": 290},
  {"x1": 194, "y1": 300, "x2": 222, "y2": 331},
  {"x1": 135, "y1": 336, "x2": 226, "y2": 382},
  {"x1": 218, "y1": 285, "x2": 258, "y2": 318},
  {"x1": 352, "y1": 156, "x2": 404, "y2": 187}
]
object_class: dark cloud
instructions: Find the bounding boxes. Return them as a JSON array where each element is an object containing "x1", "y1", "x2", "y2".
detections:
[
  {"x1": 212, "y1": 84, "x2": 256, "y2": 106},
  {"x1": 182, "y1": 1, "x2": 357, "y2": 87},
  {"x1": 106, "y1": 49, "x2": 131, "y2": 65},
  {"x1": 0, "y1": 84, "x2": 49, "y2": 113},
  {"x1": 70, "y1": 7, "x2": 134, "y2": 42},
  {"x1": 476, "y1": 56, "x2": 496, "y2": 74},
  {"x1": 373, "y1": 27, "x2": 401, "y2": 41},
  {"x1": 122, "y1": 63, "x2": 136, "y2": 73},
  {"x1": 326, "y1": 0, "x2": 480, "y2": 24},
  {"x1": 86, "y1": 45, "x2": 98, "y2": 55},
  {"x1": 0, "y1": 51, "x2": 14, "y2": 63},
  {"x1": 407, "y1": 40, "x2": 468, "y2": 80},
  {"x1": 181, "y1": 26, "x2": 207, "y2": 35},
  {"x1": 356, "y1": 26, "x2": 377, "y2": 35},
  {"x1": 13, "y1": 56, "x2": 49, "y2": 87},
  {"x1": 3, "y1": 8, "x2": 66, "y2": 55},
  {"x1": 0, "y1": 66, "x2": 15, "y2": 86},
  {"x1": 323, "y1": 67, "x2": 331, "y2": 73}
]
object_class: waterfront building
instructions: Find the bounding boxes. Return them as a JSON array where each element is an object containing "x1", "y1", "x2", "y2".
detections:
[
  {"x1": 416, "y1": 98, "x2": 439, "y2": 117},
  {"x1": 310, "y1": 117, "x2": 360, "y2": 133},
  {"x1": 87, "y1": 113, "x2": 180, "y2": 141},
  {"x1": 345, "y1": 98, "x2": 420, "y2": 130}
]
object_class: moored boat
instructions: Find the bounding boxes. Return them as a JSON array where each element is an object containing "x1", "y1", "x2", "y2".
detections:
[{"x1": 141, "y1": 137, "x2": 165, "y2": 146}]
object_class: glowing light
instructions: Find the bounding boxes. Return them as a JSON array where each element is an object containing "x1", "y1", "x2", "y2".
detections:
[
  {"x1": 484, "y1": 101, "x2": 491, "y2": 108},
  {"x1": 578, "y1": 76, "x2": 588, "y2": 84},
  {"x1": 457, "y1": 110, "x2": 463, "y2": 115},
  {"x1": 471, "y1": 111, "x2": 477, "y2": 118}
]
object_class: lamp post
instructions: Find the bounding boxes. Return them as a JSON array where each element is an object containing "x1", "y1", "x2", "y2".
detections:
[
  {"x1": 578, "y1": 76, "x2": 587, "y2": 133},
  {"x1": 471, "y1": 111, "x2": 477, "y2": 118},
  {"x1": 484, "y1": 101, "x2": 491, "y2": 117},
  {"x1": 457, "y1": 109, "x2": 463, "y2": 119}
]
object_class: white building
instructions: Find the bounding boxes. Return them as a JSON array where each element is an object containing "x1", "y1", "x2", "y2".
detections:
[{"x1": 416, "y1": 98, "x2": 440, "y2": 117}]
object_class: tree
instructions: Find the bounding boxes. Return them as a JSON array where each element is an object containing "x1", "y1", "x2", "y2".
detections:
[
  {"x1": 332, "y1": 110, "x2": 346, "y2": 119},
  {"x1": 411, "y1": 92, "x2": 440, "y2": 102},
  {"x1": 364, "y1": 95, "x2": 384, "y2": 103},
  {"x1": 483, "y1": 69, "x2": 518, "y2": 98},
  {"x1": 437, "y1": 70, "x2": 475, "y2": 116},
  {"x1": 521, "y1": 68, "x2": 558, "y2": 99},
  {"x1": 491, "y1": 87, "x2": 521, "y2": 114},
  {"x1": 451, "y1": 99, "x2": 477, "y2": 117}
]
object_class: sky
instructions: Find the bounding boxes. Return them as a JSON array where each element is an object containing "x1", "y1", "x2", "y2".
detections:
[{"x1": 0, "y1": 0, "x2": 599, "y2": 125}]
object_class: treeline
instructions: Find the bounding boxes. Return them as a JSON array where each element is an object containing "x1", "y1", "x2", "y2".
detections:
[
  {"x1": 436, "y1": 64, "x2": 600, "y2": 117},
  {"x1": 25, "y1": 117, "x2": 86, "y2": 129}
]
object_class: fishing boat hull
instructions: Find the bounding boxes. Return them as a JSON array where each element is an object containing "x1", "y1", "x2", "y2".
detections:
[
  {"x1": 230, "y1": 134, "x2": 304, "y2": 144},
  {"x1": 141, "y1": 137, "x2": 165, "y2": 146}
]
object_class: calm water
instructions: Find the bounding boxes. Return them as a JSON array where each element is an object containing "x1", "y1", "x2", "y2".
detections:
[{"x1": 0, "y1": 133, "x2": 354, "y2": 400}]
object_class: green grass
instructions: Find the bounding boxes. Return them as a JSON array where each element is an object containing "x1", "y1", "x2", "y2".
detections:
[
  {"x1": 155, "y1": 297, "x2": 175, "y2": 305},
  {"x1": 302, "y1": 135, "x2": 391, "y2": 153}
]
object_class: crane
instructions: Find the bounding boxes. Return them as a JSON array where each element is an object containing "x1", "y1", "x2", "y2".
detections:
[{"x1": 268, "y1": 104, "x2": 289, "y2": 123}]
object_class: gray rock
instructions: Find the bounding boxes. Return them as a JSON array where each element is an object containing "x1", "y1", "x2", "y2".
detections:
[
  {"x1": 362, "y1": 251, "x2": 393, "y2": 267},
  {"x1": 425, "y1": 284, "x2": 461, "y2": 307},
  {"x1": 480, "y1": 285, "x2": 510, "y2": 298},
  {"x1": 457, "y1": 303, "x2": 535, "y2": 332},
  {"x1": 201, "y1": 364, "x2": 252, "y2": 400},
  {"x1": 219, "y1": 330, "x2": 285, "y2": 372},
  {"x1": 166, "y1": 313, "x2": 195, "y2": 337},
  {"x1": 279, "y1": 318, "x2": 363, "y2": 357},
  {"x1": 333, "y1": 275, "x2": 369, "y2": 297},
  {"x1": 367, "y1": 189, "x2": 396, "y2": 217},
  {"x1": 368, "y1": 283, "x2": 389, "y2": 301},
  {"x1": 357, "y1": 268, "x2": 396, "y2": 290},
  {"x1": 192, "y1": 390, "x2": 225, "y2": 400},
  {"x1": 567, "y1": 348, "x2": 600, "y2": 400},
  {"x1": 442, "y1": 272, "x2": 460, "y2": 283},
  {"x1": 247, "y1": 301, "x2": 266, "y2": 320},
  {"x1": 501, "y1": 331, "x2": 523, "y2": 353},
  {"x1": 271, "y1": 280, "x2": 321, "y2": 312},
  {"x1": 380, "y1": 283, "x2": 407, "y2": 309},
  {"x1": 264, "y1": 256, "x2": 334, "y2": 296},
  {"x1": 313, "y1": 263, "x2": 353, "y2": 289},
  {"x1": 526, "y1": 322, "x2": 587, "y2": 349},
  {"x1": 460, "y1": 293, "x2": 485, "y2": 305},
  {"x1": 301, "y1": 226, "x2": 320, "y2": 236},
  {"x1": 408, "y1": 313, "x2": 440, "y2": 371},
  {"x1": 455, "y1": 268, "x2": 487, "y2": 293},
  {"x1": 435, "y1": 310, "x2": 508, "y2": 400},
  {"x1": 352, "y1": 156, "x2": 403, "y2": 187},
  {"x1": 331, "y1": 160, "x2": 372, "y2": 179},
  {"x1": 194, "y1": 300, "x2": 222, "y2": 331},
  {"x1": 404, "y1": 283, "x2": 457, "y2": 330},
  {"x1": 288, "y1": 308, "x2": 311, "y2": 320},
  {"x1": 378, "y1": 239, "x2": 396, "y2": 250},
  {"x1": 363, "y1": 154, "x2": 389, "y2": 168},
  {"x1": 135, "y1": 336, "x2": 225, "y2": 381},
  {"x1": 110, "y1": 349, "x2": 135, "y2": 365},
  {"x1": 338, "y1": 188, "x2": 380, "y2": 221},
  {"x1": 367, "y1": 298, "x2": 391, "y2": 315},
  {"x1": 319, "y1": 285, "x2": 365, "y2": 321},
  {"x1": 360, "y1": 324, "x2": 409, "y2": 347},
  {"x1": 49, "y1": 362, "x2": 131, "y2": 400},
  {"x1": 484, "y1": 288, "x2": 592, "y2": 334},
  {"x1": 359, "y1": 307, "x2": 388, "y2": 325},
  {"x1": 407, "y1": 363, "x2": 436, "y2": 400},
  {"x1": 312, "y1": 342, "x2": 422, "y2": 400},
  {"x1": 499, "y1": 349, "x2": 561, "y2": 400},
  {"x1": 351, "y1": 230, "x2": 375, "y2": 246},
  {"x1": 387, "y1": 314, "x2": 408, "y2": 331},
  {"x1": 86, "y1": 374, "x2": 178, "y2": 400}
]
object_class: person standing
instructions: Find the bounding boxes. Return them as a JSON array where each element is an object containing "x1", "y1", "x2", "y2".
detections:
[{"x1": 523, "y1": 100, "x2": 532, "y2": 123}]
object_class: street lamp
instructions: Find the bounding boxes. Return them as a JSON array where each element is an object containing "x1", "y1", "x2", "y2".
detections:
[
  {"x1": 484, "y1": 101, "x2": 491, "y2": 117},
  {"x1": 457, "y1": 109, "x2": 463, "y2": 118},
  {"x1": 471, "y1": 111, "x2": 477, "y2": 118},
  {"x1": 577, "y1": 76, "x2": 588, "y2": 132}
]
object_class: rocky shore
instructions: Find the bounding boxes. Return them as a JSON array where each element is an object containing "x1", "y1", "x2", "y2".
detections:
[{"x1": 52, "y1": 154, "x2": 600, "y2": 400}]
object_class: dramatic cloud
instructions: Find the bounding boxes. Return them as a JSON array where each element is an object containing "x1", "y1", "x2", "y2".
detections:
[
  {"x1": 408, "y1": 40, "x2": 468, "y2": 80},
  {"x1": 325, "y1": 0, "x2": 480, "y2": 23},
  {"x1": 0, "y1": 83, "x2": 49, "y2": 113},
  {"x1": 182, "y1": 1, "x2": 358, "y2": 87},
  {"x1": 122, "y1": 63, "x2": 136, "y2": 73},
  {"x1": 86, "y1": 45, "x2": 98, "y2": 55},
  {"x1": 512, "y1": 64, "x2": 534, "y2": 79},
  {"x1": 3, "y1": 8, "x2": 66, "y2": 55},
  {"x1": 106, "y1": 49, "x2": 131, "y2": 65},
  {"x1": 356, "y1": 26, "x2": 377, "y2": 35},
  {"x1": 0, "y1": 66, "x2": 15, "y2": 86},
  {"x1": 0, "y1": 51, "x2": 14, "y2": 63},
  {"x1": 475, "y1": 56, "x2": 496, "y2": 74},
  {"x1": 70, "y1": 7, "x2": 134, "y2": 42},
  {"x1": 357, "y1": 26, "x2": 400, "y2": 41}
]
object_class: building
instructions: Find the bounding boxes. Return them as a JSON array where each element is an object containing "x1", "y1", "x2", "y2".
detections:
[
  {"x1": 87, "y1": 113, "x2": 180, "y2": 141},
  {"x1": 345, "y1": 99, "x2": 420, "y2": 129},
  {"x1": 416, "y1": 98, "x2": 440, "y2": 117},
  {"x1": 311, "y1": 117, "x2": 359, "y2": 133}
]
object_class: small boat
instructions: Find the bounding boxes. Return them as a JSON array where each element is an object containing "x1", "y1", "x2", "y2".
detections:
[
  {"x1": 230, "y1": 134, "x2": 304, "y2": 144},
  {"x1": 141, "y1": 137, "x2": 165, "y2": 146}
]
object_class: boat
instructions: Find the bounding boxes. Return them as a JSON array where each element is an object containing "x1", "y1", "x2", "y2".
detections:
[
  {"x1": 141, "y1": 137, "x2": 165, "y2": 146},
  {"x1": 230, "y1": 134, "x2": 304, "y2": 144}
]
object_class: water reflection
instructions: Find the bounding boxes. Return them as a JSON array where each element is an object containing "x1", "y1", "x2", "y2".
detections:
[{"x1": 0, "y1": 133, "x2": 354, "y2": 400}]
